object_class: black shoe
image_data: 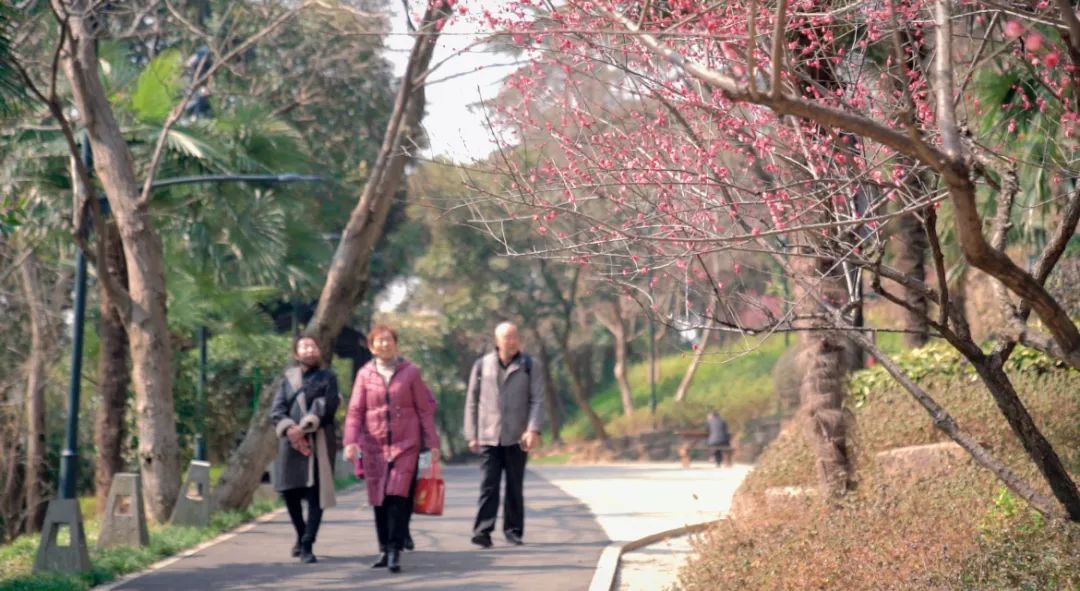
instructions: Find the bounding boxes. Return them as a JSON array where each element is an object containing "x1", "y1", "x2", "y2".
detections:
[
  {"x1": 387, "y1": 549, "x2": 401, "y2": 573},
  {"x1": 371, "y1": 552, "x2": 388, "y2": 568},
  {"x1": 299, "y1": 542, "x2": 317, "y2": 564},
  {"x1": 505, "y1": 532, "x2": 524, "y2": 546},
  {"x1": 403, "y1": 533, "x2": 415, "y2": 551},
  {"x1": 470, "y1": 533, "x2": 493, "y2": 548},
  {"x1": 291, "y1": 542, "x2": 301, "y2": 558}
]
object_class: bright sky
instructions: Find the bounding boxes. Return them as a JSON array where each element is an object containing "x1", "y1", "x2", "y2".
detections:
[{"x1": 383, "y1": 0, "x2": 520, "y2": 163}]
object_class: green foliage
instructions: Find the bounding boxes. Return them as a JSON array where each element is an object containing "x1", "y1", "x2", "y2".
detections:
[
  {"x1": 173, "y1": 334, "x2": 292, "y2": 462},
  {"x1": 0, "y1": 4, "x2": 27, "y2": 116},
  {"x1": 129, "y1": 49, "x2": 185, "y2": 123},
  {"x1": 962, "y1": 489, "x2": 1079, "y2": 591},
  {"x1": 849, "y1": 342, "x2": 966, "y2": 408},
  {"x1": 561, "y1": 336, "x2": 787, "y2": 440},
  {"x1": 850, "y1": 341, "x2": 1075, "y2": 409}
]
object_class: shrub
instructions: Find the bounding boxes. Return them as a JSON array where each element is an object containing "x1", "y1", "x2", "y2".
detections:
[{"x1": 680, "y1": 344, "x2": 1080, "y2": 590}]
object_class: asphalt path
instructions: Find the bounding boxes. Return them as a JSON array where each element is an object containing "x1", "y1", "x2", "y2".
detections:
[{"x1": 104, "y1": 465, "x2": 608, "y2": 591}]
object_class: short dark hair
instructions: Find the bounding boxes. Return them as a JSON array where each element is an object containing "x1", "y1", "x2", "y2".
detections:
[{"x1": 366, "y1": 325, "x2": 399, "y2": 349}]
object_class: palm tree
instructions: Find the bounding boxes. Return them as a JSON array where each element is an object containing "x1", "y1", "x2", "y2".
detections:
[{"x1": 0, "y1": 4, "x2": 27, "y2": 116}]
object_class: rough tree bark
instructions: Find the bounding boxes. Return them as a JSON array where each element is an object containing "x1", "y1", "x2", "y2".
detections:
[
  {"x1": 94, "y1": 221, "x2": 130, "y2": 515},
  {"x1": 213, "y1": 4, "x2": 450, "y2": 508},
  {"x1": 894, "y1": 209, "x2": 930, "y2": 348},
  {"x1": 56, "y1": 0, "x2": 181, "y2": 521},
  {"x1": 798, "y1": 257, "x2": 853, "y2": 499},
  {"x1": 306, "y1": 3, "x2": 450, "y2": 355},
  {"x1": 18, "y1": 251, "x2": 48, "y2": 532}
]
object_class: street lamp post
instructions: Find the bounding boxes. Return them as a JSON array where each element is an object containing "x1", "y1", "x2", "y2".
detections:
[
  {"x1": 194, "y1": 325, "x2": 208, "y2": 461},
  {"x1": 59, "y1": 136, "x2": 95, "y2": 501},
  {"x1": 34, "y1": 137, "x2": 97, "y2": 574}
]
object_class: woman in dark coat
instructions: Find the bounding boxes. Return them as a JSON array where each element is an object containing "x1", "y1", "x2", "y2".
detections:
[
  {"x1": 271, "y1": 336, "x2": 340, "y2": 563},
  {"x1": 344, "y1": 325, "x2": 439, "y2": 574}
]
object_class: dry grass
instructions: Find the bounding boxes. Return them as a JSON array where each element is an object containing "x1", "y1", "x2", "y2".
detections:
[{"x1": 680, "y1": 361, "x2": 1080, "y2": 590}]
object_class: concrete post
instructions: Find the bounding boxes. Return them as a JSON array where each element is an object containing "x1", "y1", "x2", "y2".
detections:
[
  {"x1": 170, "y1": 460, "x2": 212, "y2": 527},
  {"x1": 32, "y1": 499, "x2": 91, "y2": 574},
  {"x1": 97, "y1": 472, "x2": 150, "y2": 549}
]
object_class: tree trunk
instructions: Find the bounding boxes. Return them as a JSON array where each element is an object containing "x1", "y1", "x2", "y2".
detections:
[
  {"x1": 58, "y1": 1, "x2": 181, "y2": 521},
  {"x1": 895, "y1": 209, "x2": 930, "y2": 348},
  {"x1": 536, "y1": 340, "x2": 562, "y2": 443},
  {"x1": 18, "y1": 251, "x2": 48, "y2": 532},
  {"x1": 0, "y1": 399, "x2": 24, "y2": 541},
  {"x1": 561, "y1": 337, "x2": 608, "y2": 440},
  {"x1": 597, "y1": 300, "x2": 634, "y2": 416},
  {"x1": 95, "y1": 222, "x2": 130, "y2": 515},
  {"x1": 214, "y1": 5, "x2": 449, "y2": 507},
  {"x1": 307, "y1": 3, "x2": 449, "y2": 356},
  {"x1": 613, "y1": 337, "x2": 633, "y2": 415},
  {"x1": 798, "y1": 258, "x2": 853, "y2": 499},
  {"x1": 976, "y1": 359, "x2": 1080, "y2": 520},
  {"x1": 674, "y1": 312, "x2": 714, "y2": 403}
]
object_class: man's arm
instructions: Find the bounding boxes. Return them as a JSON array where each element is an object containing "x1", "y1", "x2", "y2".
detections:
[
  {"x1": 463, "y1": 359, "x2": 482, "y2": 450},
  {"x1": 524, "y1": 355, "x2": 545, "y2": 439}
]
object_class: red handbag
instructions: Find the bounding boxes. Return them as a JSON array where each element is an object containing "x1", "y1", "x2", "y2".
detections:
[{"x1": 414, "y1": 460, "x2": 445, "y2": 516}]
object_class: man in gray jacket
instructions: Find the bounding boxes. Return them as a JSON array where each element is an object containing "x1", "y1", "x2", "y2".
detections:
[{"x1": 464, "y1": 322, "x2": 545, "y2": 547}]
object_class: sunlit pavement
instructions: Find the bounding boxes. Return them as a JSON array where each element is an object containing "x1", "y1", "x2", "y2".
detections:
[
  {"x1": 530, "y1": 462, "x2": 752, "y2": 591},
  {"x1": 530, "y1": 462, "x2": 752, "y2": 541}
]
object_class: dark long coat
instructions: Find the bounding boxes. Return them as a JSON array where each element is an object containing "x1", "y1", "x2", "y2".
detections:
[{"x1": 270, "y1": 366, "x2": 340, "y2": 492}]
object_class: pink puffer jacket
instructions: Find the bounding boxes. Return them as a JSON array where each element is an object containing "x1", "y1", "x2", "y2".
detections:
[{"x1": 343, "y1": 359, "x2": 438, "y2": 506}]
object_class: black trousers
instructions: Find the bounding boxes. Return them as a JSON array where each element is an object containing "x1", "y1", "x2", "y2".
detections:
[
  {"x1": 473, "y1": 444, "x2": 527, "y2": 537},
  {"x1": 374, "y1": 459, "x2": 418, "y2": 552},
  {"x1": 282, "y1": 478, "x2": 322, "y2": 545},
  {"x1": 374, "y1": 495, "x2": 411, "y2": 552}
]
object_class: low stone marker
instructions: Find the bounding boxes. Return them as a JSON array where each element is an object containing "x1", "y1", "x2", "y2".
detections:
[
  {"x1": 171, "y1": 460, "x2": 212, "y2": 527},
  {"x1": 875, "y1": 441, "x2": 968, "y2": 488},
  {"x1": 32, "y1": 498, "x2": 90, "y2": 573},
  {"x1": 253, "y1": 461, "x2": 277, "y2": 503},
  {"x1": 98, "y1": 472, "x2": 150, "y2": 549}
]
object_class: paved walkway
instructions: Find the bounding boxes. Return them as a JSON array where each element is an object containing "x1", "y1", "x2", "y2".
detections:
[
  {"x1": 100, "y1": 462, "x2": 748, "y2": 591},
  {"x1": 104, "y1": 465, "x2": 607, "y2": 591},
  {"x1": 531, "y1": 462, "x2": 752, "y2": 591}
]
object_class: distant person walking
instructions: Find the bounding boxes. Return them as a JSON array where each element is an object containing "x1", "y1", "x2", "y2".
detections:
[
  {"x1": 464, "y1": 322, "x2": 545, "y2": 548},
  {"x1": 270, "y1": 336, "x2": 340, "y2": 564},
  {"x1": 344, "y1": 325, "x2": 439, "y2": 574},
  {"x1": 706, "y1": 410, "x2": 731, "y2": 466}
]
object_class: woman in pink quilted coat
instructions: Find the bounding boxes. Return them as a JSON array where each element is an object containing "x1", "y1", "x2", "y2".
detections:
[{"x1": 343, "y1": 325, "x2": 439, "y2": 574}]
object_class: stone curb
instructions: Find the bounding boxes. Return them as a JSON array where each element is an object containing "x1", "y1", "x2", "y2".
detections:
[
  {"x1": 94, "y1": 506, "x2": 288, "y2": 590},
  {"x1": 587, "y1": 519, "x2": 720, "y2": 591}
]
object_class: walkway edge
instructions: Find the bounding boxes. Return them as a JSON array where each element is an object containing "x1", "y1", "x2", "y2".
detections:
[
  {"x1": 587, "y1": 518, "x2": 722, "y2": 591},
  {"x1": 94, "y1": 506, "x2": 288, "y2": 591}
]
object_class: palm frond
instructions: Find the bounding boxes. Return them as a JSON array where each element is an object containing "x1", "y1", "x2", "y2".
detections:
[{"x1": 0, "y1": 4, "x2": 29, "y2": 116}]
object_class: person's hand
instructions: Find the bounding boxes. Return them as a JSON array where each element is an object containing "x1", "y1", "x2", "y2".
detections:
[
  {"x1": 344, "y1": 443, "x2": 360, "y2": 461},
  {"x1": 521, "y1": 430, "x2": 540, "y2": 452},
  {"x1": 468, "y1": 440, "x2": 480, "y2": 454},
  {"x1": 430, "y1": 448, "x2": 441, "y2": 465},
  {"x1": 286, "y1": 425, "x2": 311, "y2": 456}
]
